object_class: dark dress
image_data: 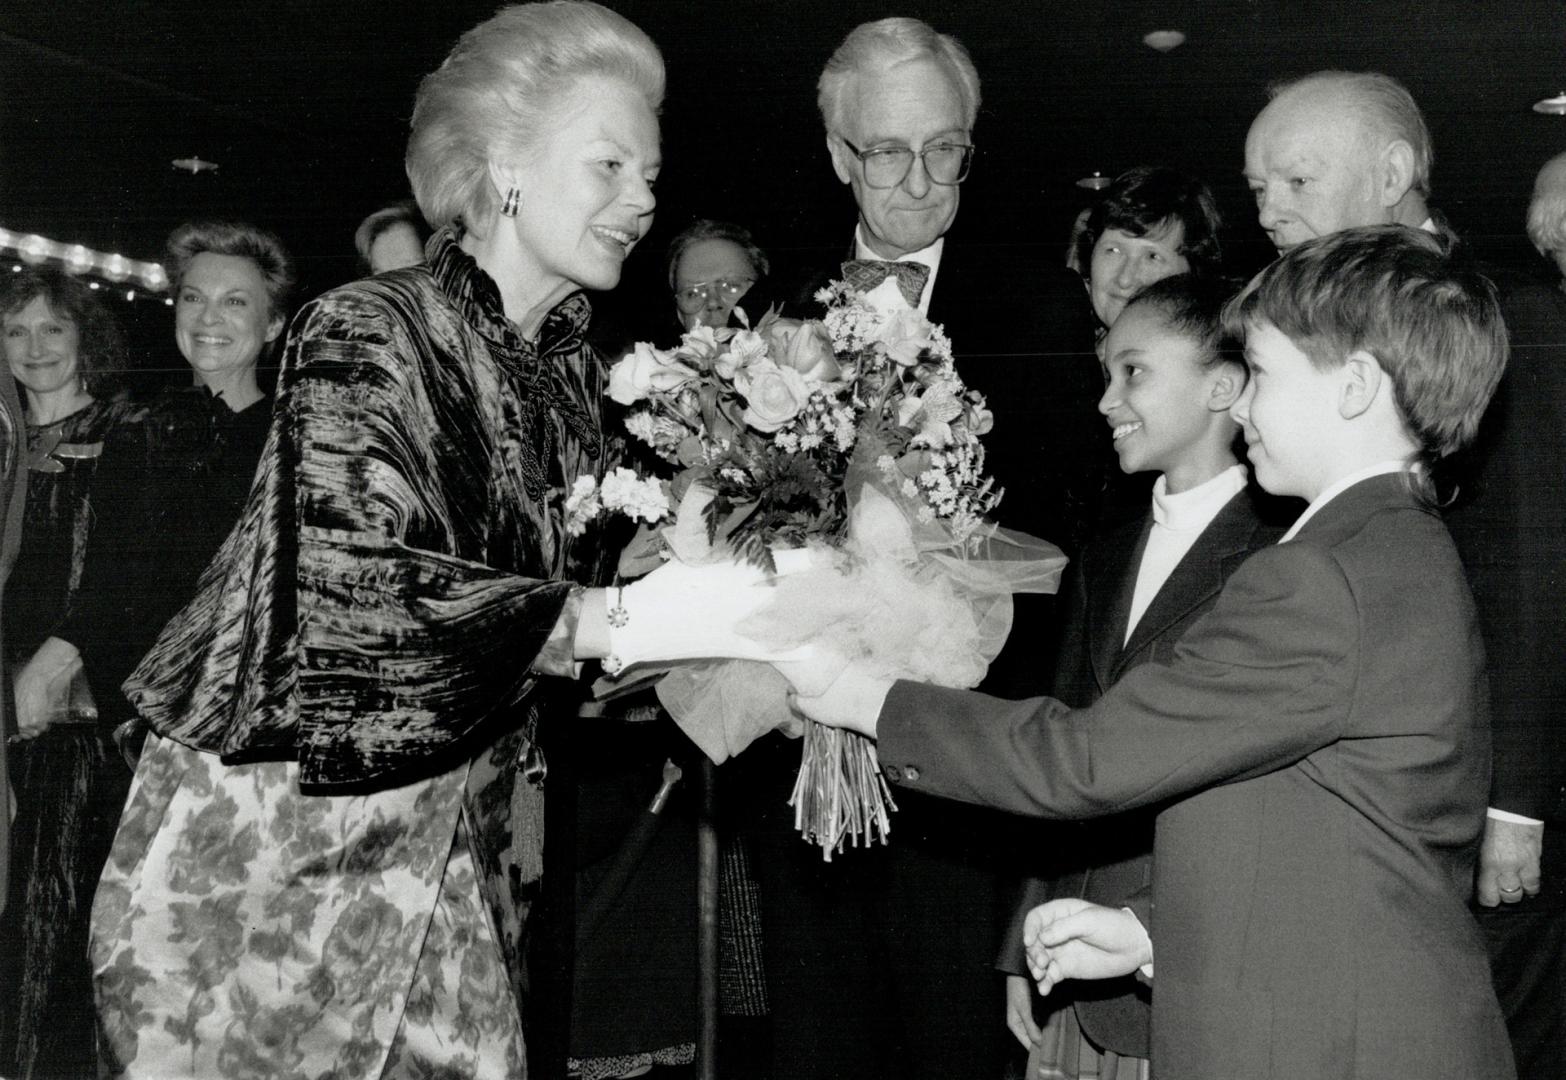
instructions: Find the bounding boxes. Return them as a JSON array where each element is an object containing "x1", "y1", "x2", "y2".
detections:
[
  {"x1": 0, "y1": 397, "x2": 133, "y2": 1080},
  {"x1": 56, "y1": 385, "x2": 272, "y2": 736}
]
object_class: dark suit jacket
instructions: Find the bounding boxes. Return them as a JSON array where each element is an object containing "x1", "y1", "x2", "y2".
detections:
[
  {"x1": 788, "y1": 233, "x2": 1101, "y2": 697},
  {"x1": 1444, "y1": 267, "x2": 1566, "y2": 838},
  {"x1": 760, "y1": 234, "x2": 1098, "y2": 1078},
  {"x1": 997, "y1": 484, "x2": 1284, "y2": 1057},
  {"x1": 788, "y1": 232, "x2": 1102, "y2": 550},
  {"x1": 877, "y1": 473, "x2": 1514, "y2": 1080}
]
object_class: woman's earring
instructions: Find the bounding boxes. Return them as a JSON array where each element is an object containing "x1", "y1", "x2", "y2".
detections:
[{"x1": 500, "y1": 187, "x2": 521, "y2": 217}]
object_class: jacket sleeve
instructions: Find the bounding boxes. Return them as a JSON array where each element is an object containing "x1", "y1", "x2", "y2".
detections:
[
  {"x1": 876, "y1": 542, "x2": 1357, "y2": 819},
  {"x1": 126, "y1": 291, "x2": 580, "y2": 789},
  {"x1": 1454, "y1": 278, "x2": 1566, "y2": 819}
]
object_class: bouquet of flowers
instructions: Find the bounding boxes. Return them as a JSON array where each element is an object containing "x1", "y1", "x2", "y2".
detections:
[{"x1": 606, "y1": 286, "x2": 1065, "y2": 857}]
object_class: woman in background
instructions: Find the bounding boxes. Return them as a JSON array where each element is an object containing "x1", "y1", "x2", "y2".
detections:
[
  {"x1": 20, "y1": 221, "x2": 294, "y2": 765},
  {"x1": 0, "y1": 266, "x2": 134, "y2": 1080},
  {"x1": 354, "y1": 199, "x2": 431, "y2": 275},
  {"x1": 1069, "y1": 165, "x2": 1224, "y2": 335},
  {"x1": 666, "y1": 218, "x2": 770, "y2": 332}
]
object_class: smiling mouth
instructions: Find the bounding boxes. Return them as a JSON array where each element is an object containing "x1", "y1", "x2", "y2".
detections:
[
  {"x1": 192, "y1": 335, "x2": 232, "y2": 346},
  {"x1": 591, "y1": 225, "x2": 636, "y2": 254},
  {"x1": 1111, "y1": 421, "x2": 1142, "y2": 441}
]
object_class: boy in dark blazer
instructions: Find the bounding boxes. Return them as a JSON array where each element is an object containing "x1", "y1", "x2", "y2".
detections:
[
  {"x1": 998, "y1": 275, "x2": 1290, "y2": 1078},
  {"x1": 784, "y1": 226, "x2": 1517, "y2": 1080}
]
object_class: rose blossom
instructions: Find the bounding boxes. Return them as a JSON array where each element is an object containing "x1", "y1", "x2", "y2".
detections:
[
  {"x1": 964, "y1": 399, "x2": 994, "y2": 436},
  {"x1": 874, "y1": 307, "x2": 935, "y2": 366},
  {"x1": 735, "y1": 359, "x2": 811, "y2": 433},
  {"x1": 766, "y1": 318, "x2": 841, "y2": 383},
  {"x1": 608, "y1": 341, "x2": 698, "y2": 405}
]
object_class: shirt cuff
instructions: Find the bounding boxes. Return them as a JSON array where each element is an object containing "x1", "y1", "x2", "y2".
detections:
[
  {"x1": 1487, "y1": 806, "x2": 1545, "y2": 826},
  {"x1": 1121, "y1": 906, "x2": 1154, "y2": 980}
]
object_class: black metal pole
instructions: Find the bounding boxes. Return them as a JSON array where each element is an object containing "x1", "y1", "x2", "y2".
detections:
[{"x1": 696, "y1": 756, "x2": 720, "y2": 1080}]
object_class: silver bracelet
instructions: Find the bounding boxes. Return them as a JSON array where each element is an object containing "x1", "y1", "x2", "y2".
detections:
[
  {"x1": 603, "y1": 586, "x2": 629, "y2": 675},
  {"x1": 606, "y1": 586, "x2": 629, "y2": 628}
]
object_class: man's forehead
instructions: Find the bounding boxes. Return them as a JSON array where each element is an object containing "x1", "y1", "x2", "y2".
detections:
[
  {"x1": 842, "y1": 59, "x2": 967, "y2": 139},
  {"x1": 1248, "y1": 95, "x2": 1364, "y2": 166}
]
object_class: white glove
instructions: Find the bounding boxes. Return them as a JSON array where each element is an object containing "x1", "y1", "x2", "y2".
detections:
[
  {"x1": 769, "y1": 644, "x2": 852, "y2": 699},
  {"x1": 607, "y1": 549, "x2": 817, "y2": 672}
]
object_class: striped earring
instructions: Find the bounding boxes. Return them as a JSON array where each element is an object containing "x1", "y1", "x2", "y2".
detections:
[{"x1": 500, "y1": 187, "x2": 521, "y2": 217}]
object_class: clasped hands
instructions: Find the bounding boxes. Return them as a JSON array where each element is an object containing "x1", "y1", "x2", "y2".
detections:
[
  {"x1": 1004, "y1": 899, "x2": 1155, "y2": 1049},
  {"x1": 1021, "y1": 898, "x2": 1154, "y2": 996},
  {"x1": 10, "y1": 636, "x2": 84, "y2": 741}
]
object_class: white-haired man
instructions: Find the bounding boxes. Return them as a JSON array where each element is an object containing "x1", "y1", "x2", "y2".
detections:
[
  {"x1": 1527, "y1": 151, "x2": 1566, "y2": 289},
  {"x1": 1243, "y1": 70, "x2": 1566, "y2": 1080},
  {"x1": 742, "y1": 17, "x2": 1099, "y2": 1080}
]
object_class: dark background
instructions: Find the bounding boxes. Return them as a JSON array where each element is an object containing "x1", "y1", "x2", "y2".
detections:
[{"x1": 3, "y1": 0, "x2": 1564, "y2": 372}]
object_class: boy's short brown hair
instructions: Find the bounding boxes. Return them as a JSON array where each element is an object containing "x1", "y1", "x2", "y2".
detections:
[{"x1": 1224, "y1": 224, "x2": 1506, "y2": 459}]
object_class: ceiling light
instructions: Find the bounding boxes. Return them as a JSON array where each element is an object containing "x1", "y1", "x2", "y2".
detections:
[
  {"x1": 1533, "y1": 92, "x2": 1566, "y2": 115},
  {"x1": 1076, "y1": 172, "x2": 1113, "y2": 190},
  {"x1": 1143, "y1": 29, "x2": 1186, "y2": 52},
  {"x1": 172, "y1": 156, "x2": 219, "y2": 174}
]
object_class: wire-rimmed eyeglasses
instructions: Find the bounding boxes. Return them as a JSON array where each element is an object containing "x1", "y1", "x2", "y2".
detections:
[
  {"x1": 839, "y1": 137, "x2": 976, "y2": 189},
  {"x1": 673, "y1": 278, "x2": 754, "y2": 313}
]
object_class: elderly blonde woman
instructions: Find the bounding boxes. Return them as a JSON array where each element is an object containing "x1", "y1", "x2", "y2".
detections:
[{"x1": 82, "y1": 5, "x2": 765, "y2": 1077}]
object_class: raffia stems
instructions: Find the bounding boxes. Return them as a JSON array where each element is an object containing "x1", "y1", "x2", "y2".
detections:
[{"x1": 789, "y1": 719, "x2": 899, "y2": 860}]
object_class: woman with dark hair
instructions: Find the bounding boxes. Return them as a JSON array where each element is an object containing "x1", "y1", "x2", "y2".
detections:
[
  {"x1": 81, "y1": 4, "x2": 690, "y2": 1077},
  {"x1": 2, "y1": 267, "x2": 133, "y2": 663},
  {"x1": 0, "y1": 266, "x2": 135, "y2": 1080},
  {"x1": 1069, "y1": 166, "x2": 1224, "y2": 332}
]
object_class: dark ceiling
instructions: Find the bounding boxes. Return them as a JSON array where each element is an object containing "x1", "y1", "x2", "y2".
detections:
[{"x1": 3, "y1": 0, "x2": 1565, "y2": 308}]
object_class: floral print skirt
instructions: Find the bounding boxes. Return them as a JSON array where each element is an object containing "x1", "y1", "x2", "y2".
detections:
[{"x1": 90, "y1": 733, "x2": 526, "y2": 1079}]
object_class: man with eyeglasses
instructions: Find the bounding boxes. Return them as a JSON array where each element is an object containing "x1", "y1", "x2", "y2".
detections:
[
  {"x1": 809, "y1": 16, "x2": 1102, "y2": 567},
  {"x1": 731, "y1": 16, "x2": 1101, "y2": 1080}
]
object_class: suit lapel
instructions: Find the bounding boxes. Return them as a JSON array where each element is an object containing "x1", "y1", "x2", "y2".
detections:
[
  {"x1": 1290, "y1": 471, "x2": 1422, "y2": 547},
  {"x1": 1114, "y1": 492, "x2": 1259, "y2": 680},
  {"x1": 1087, "y1": 517, "x2": 1150, "y2": 692}
]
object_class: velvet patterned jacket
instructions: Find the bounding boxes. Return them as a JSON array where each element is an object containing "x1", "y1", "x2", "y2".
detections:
[{"x1": 126, "y1": 229, "x2": 619, "y2": 790}]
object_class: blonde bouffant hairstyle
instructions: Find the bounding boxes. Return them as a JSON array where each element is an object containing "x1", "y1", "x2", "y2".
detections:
[{"x1": 406, "y1": 1, "x2": 664, "y2": 234}]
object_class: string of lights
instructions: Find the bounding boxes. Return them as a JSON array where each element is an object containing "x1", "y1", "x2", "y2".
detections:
[{"x1": 0, "y1": 225, "x2": 173, "y2": 305}]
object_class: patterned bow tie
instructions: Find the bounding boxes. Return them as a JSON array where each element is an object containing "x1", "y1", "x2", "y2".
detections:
[{"x1": 841, "y1": 258, "x2": 931, "y2": 308}]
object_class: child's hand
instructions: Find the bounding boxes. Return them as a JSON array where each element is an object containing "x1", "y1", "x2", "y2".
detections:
[
  {"x1": 770, "y1": 644, "x2": 850, "y2": 700},
  {"x1": 1023, "y1": 898, "x2": 1153, "y2": 996},
  {"x1": 1004, "y1": 973, "x2": 1043, "y2": 1050},
  {"x1": 782, "y1": 659, "x2": 894, "y2": 738}
]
